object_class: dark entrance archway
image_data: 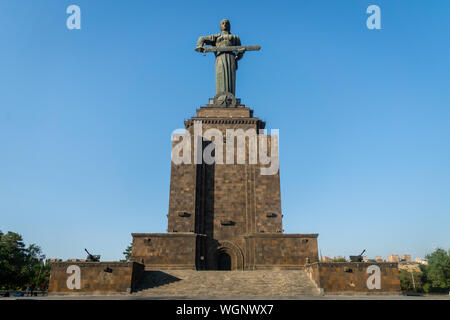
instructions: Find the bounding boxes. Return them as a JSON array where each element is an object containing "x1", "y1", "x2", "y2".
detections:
[
  {"x1": 206, "y1": 241, "x2": 244, "y2": 270},
  {"x1": 217, "y1": 252, "x2": 231, "y2": 270}
]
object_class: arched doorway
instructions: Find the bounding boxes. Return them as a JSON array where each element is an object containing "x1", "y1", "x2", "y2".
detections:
[
  {"x1": 217, "y1": 252, "x2": 231, "y2": 270},
  {"x1": 206, "y1": 241, "x2": 245, "y2": 270}
]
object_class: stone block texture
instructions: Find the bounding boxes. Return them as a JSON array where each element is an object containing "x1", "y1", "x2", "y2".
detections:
[
  {"x1": 131, "y1": 103, "x2": 319, "y2": 270},
  {"x1": 48, "y1": 262, "x2": 144, "y2": 295},
  {"x1": 131, "y1": 233, "x2": 202, "y2": 270},
  {"x1": 132, "y1": 270, "x2": 322, "y2": 297},
  {"x1": 305, "y1": 262, "x2": 401, "y2": 294}
]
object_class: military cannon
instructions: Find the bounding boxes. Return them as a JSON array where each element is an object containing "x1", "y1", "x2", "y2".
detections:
[
  {"x1": 349, "y1": 249, "x2": 366, "y2": 262},
  {"x1": 84, "y1": 248, "x2": 100, "y2": 262}
]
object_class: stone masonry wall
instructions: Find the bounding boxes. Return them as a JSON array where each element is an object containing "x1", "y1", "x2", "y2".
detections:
[
  {"x1": 131, "y1": 233, "x2": 200, "y2": 269},
  {"x1": 135, "y1": 104, "x2": 318, "y2": 271},
  {"x1": 306, "y1": 262, "x2": 401, "y2": 294},
  {"x1": 245, "y1": 234, "x2": 319, "y2": 269},
  {"x1": 48, "y1": 262, "x2": 144, "y2": 295}
]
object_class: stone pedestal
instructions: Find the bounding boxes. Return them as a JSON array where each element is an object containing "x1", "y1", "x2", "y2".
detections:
[{"x1": 131, "y1": 100, "x2": 319, "y2": 270}]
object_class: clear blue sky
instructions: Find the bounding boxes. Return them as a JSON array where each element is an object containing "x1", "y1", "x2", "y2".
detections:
[{"x1": 1, "y1": 0, "x2": 449, "y2": 261}]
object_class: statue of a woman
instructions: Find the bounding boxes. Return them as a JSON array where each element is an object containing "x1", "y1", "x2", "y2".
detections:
[{"x1": 196, "y1": 19, "x2": 245, "y2": 96}]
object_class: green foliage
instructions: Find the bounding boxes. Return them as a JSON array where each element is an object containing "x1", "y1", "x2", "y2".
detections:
[
  {"x1": 0, "y1": 230, "x2": 50, "y2": 289},
  {"x1": 331, "y1": 257, "x2": 347, "y2": 262},
  {"x1": 399, "y1": 269, "x2": 423, "y2": 292},
  {"x1": 420, "y1": 248, "x2": 450, "y2": 293},
  {"x1": 123, "y1": 243, "x2": 132, "y2": 261},
  {"x1": 398, "y1": 248, "x2": 449, "y2": 294}
]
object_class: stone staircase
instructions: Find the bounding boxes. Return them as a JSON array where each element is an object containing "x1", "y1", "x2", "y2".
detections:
[{"x1": 133, "y1": 270, "x2": 322, "y2": 297}]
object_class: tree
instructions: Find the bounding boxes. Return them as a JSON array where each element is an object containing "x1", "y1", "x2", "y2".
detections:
[
  {"x1": 420, "y1": 248, "x2": 450, "y2": 293},
  {"x1": 29, "y1": 262, "x2": 51, "y2": 289},
  {"x1": 0, "y1": 231, "x2": 28, "y2": 288},
  {"x1": 123, "y1": 243, "x2": 132, "y2": 261},
  {"x1": 23, "y1": 244, "x2": 48, "y2": 289},
  {"x1": 0, "y1": 230, "x2": 49, "y2": 289},
  {"x1": 399, "y1": 269, "x2": 423, "y2": 292}
]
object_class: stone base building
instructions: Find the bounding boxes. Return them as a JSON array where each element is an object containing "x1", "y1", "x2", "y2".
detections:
[{"x1": 48, "y1": 98, "x2": 401, "y2": 296}]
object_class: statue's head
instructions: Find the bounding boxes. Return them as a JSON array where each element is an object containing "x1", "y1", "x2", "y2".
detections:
[{"x1": 220, "y1": 19, "x2": 230, "y2": 32}]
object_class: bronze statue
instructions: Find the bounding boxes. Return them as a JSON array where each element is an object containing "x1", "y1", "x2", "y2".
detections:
[{"x1": 196, "y1": 19, "x2": 260, "y2": 101}]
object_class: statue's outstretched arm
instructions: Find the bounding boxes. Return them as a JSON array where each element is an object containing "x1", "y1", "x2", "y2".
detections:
[{"x1": 196, "y1": 35, "x2": 218, "y2": 48}]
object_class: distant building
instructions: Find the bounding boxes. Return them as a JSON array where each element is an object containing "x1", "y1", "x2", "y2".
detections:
[
  {"x1": 362, "y1": 256, "x2": 369, "y2": 263},
  {"x1": 67, "y1": 258, "x2": 86, "y2": 262},
  {"x1": 46, "y1": 258, "x2": 63, "y2": 264},
  {"x1": 398, "y1": 263, "x2": 421, "y2": 273},
  {"x1": 387, "y1": 254, "x2": 400, "y2": 263},
  {"x1": 321, "y1": 256, "x2": 332, "y2": 262},
  {"x1": 415, "y1": 257, "x2": 428, "y2": 265},
  {"x1": 401, "y1": 254, "x2": 411, "y2": 263},
  {"x1": 375, "y1": 256, "x2": 384, "y2": 263}
]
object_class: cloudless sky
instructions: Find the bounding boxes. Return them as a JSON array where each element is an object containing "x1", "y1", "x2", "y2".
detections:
[{"x1": 0, "y1": 0, "x2": 449, "y2": 261}]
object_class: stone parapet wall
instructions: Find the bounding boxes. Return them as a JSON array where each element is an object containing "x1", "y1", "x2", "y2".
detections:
[
  {"x1": 305, "y1": 262, "x2": 401, "y2": 294},
  {"x1": 48, "y1": 262, "x2": 144, "y2": 295},
  {"x1": 244, "y1": 234, "x2": 319, "y2": 269},
  {"x1": 132, "y1": 233, "x2": 201, "y2": 270}
]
